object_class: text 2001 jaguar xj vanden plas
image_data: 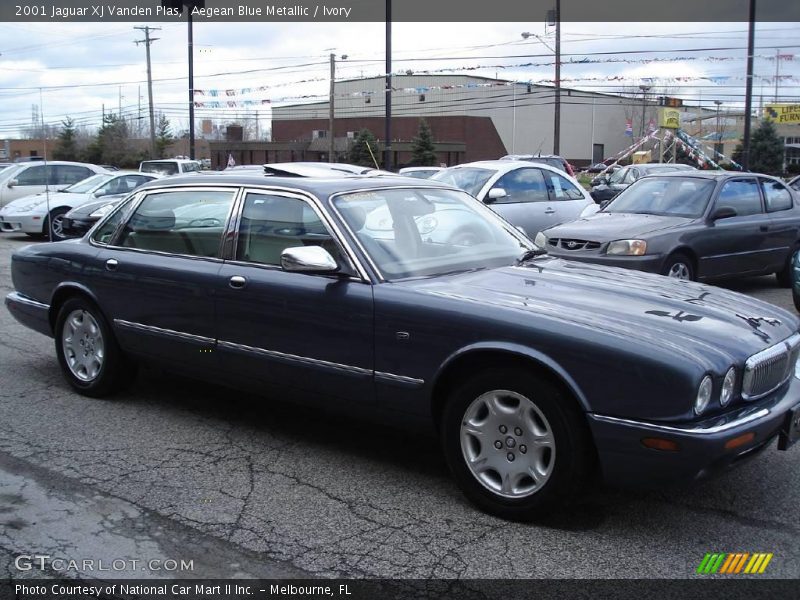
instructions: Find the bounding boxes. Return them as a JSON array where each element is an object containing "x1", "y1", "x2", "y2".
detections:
[{"x1": 6, "y1": 174, "x2": 800, "y2": 520}]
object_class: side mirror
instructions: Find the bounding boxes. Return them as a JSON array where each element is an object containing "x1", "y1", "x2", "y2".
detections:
[
  {"x1": 280, "y1": 246, "x2": 339, "y2": 273},
  {"x1": 7, "y1": 179, "x2": 18, "y2": 188},
  {"x1": 485, "y1": 188, "x2": 507, "y2": 204},
  {"x1": 710, "y1": 206, "x2": 737, "y2": 221}
]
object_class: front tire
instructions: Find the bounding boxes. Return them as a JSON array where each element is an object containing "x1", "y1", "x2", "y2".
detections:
[
  {"x1": 661, "y1": 252, "x2": 694, "y2": 281},
  {"x1": 440, "y1": 368, "x2": 594, "y2": 521},
  {"x1": 54, "y1": 297, "x2": 134, "y2": 397}
]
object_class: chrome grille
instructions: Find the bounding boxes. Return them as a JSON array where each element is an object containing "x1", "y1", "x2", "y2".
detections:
[
  {"x1": 548, "y1": 238, "x2": 601, "y2": 251},
  {"x1": 742, "y1": 333, "x2": 800, "y2": 400}
]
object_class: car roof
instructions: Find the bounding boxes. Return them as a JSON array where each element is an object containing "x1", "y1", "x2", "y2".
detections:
[
  {"x1": 134, "y1": 173, "x2": 454, "y2": 196},
  {"x1": 639, "y1": 170, "x2": 784, "y2": 181},
  {"x1": 444, "y1": 159, "x2": 571, "y2": 176}
]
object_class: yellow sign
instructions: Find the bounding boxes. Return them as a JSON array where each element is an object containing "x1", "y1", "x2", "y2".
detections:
[
  {"x1": 764, "y1": 104, "x2": 800, "y2": 124},
  {"x1": 659, "y1": 108, "x2": 681, "y2": 129},
  {"x1": 632, "y1": 151, "x2": 652, "y2": 164}
]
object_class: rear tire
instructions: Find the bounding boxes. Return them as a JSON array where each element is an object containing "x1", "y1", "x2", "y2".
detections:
[
  {"x1": 54, "y1": 297, "x2": 135, "y2": 397},
  {"x1": 44, "y1": 207, "x2": 70, "y2": 241},
  {"x1": 440, "y1": 368, "x2": 594, "y2": 521},
  {"x1": 775, "y1": 246, "x2": 799, "y2": 288}
]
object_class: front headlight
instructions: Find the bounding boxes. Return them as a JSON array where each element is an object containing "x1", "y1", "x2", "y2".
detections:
[
  {"x1": 720, "y1": 367, "x2": 736, "y2": 406},
  {"x1": 534, "y1": 231, "x2": 548, "y2": 248},
  {"x1": 607, "y1": 239, "x2": 647, "y2": 256},
  {"x1": 89, "y1": 204, "x2": 115, "y2": 218},
  {"x1": 695, "y1": 375, "x2": 713, "y2": 415}
]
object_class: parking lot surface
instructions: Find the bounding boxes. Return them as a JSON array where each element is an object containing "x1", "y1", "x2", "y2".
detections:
[{"x1": 1, "y1": 233, "x2": 798, "y2": 579}]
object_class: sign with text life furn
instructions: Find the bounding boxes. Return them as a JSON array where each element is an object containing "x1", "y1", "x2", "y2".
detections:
[
  {"x1": 764, "y1": 104, "x2": 800, "y2": 125},
  {"x1": 659, "y1": 108, "x2": 681, "y2": 129}
]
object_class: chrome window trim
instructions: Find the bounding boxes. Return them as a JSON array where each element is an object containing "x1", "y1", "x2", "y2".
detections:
[
  {"x1": 96, "y1": 185, "x2": 240, "y2": 259},
  {"x1": 328, "y1": 184, "x2": 533, "y2": 283},
  {"x1": 217, "y1": 340, "x2": 371, "y2": 377},
  {"x1": 234, "y1": 186, "x2": 371, "y2": 282},
  {"x1": 114, "y1": 319, "x2": 215, "y2": 345},
  {"x1": 590, "y1": 408, "x2": 771, "y2": 435}
]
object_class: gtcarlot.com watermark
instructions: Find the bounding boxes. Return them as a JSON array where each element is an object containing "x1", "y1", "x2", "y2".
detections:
[{"x1": 15, "y1": 554, "x2": 194, "y2": 573}]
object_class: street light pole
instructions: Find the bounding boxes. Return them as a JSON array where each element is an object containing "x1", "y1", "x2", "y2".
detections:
[
  {"x1": 187, "y1": 8, "x2": 195, "y2": 159},
  {"x1": 384, "y1": 0, "x2": 392, "y2": 170},
  {"x1": 742, "y1": 0, "x2": 756, "y2": 171},
  {"x1": 328, "y1": 53, "x2": 347, "y2": 163}
]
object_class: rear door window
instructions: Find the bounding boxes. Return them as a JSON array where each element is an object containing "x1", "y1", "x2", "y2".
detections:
[
  {"x1": 116, "y1": 189, "x2": 235, "y2": 257},
  {"x1": 760, "y1": 179, "x2": 793, "y2": 212},
  {"x1": 716, "y1": 179, "x2": 763, "y2": 216},
  {"x1": 544, "y1": 171, "x2": 585, "y2": 201}
]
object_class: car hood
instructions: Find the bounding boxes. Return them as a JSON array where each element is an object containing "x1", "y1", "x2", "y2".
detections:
[
  {"x1": 408, "y1": 258, "x2": 798, "y2": 363},
  {"x1": 67, "y1": 196, "x2": 124, "y2": 217},
  {"x1": 544, "y1": 211, "x2": 694, "y2": 242}
]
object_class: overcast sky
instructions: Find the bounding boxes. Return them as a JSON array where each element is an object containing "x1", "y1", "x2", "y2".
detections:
[{"x1": 0, "y1": 20, "x2": 798, "y2": 138}]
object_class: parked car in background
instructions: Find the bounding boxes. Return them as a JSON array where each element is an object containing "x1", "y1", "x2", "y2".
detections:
[
  {"x1": 0, "y1": 171, "x2": 159, "y2": 240},
  {"x1": 500, "y1": 154, "x2": 575, "y2": 177},
  {"x1": 7, "y1": 173, "x2": 800, "y2": 521},
  {"x1": 431, "y1": 160, "x2": 597, "y2": 237},
  {"x1": 0, "y1": 161, "x2": 106, "y2": 208},
  {"x1": 538, "y1": 171, "x2": 800, "y2": 283},
  {"x1": 590, "y1": 163, "x2": 696, "y2": 203},
  {"x1": 140, "y1": 159, "x2": 202, "y2": 176},
  {"x1": 398, "y1": 166, "x2": 444, "y2": 179}
]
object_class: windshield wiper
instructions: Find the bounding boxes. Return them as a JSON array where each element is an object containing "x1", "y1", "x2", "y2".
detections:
[{"x1": 516, "y1": 247, "x2": 547, "y2": 264}]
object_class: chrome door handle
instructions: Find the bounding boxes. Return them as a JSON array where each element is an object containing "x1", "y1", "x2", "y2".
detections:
[
  {"x1": 544, "y1": 208, "x2": 556, "y2": 214},
  {"x1": 105, "y1": 259, "x2": 118, "y2": 271},
  {"x1": 228, "y1": 275, "x2": 247, "y2": 289}
]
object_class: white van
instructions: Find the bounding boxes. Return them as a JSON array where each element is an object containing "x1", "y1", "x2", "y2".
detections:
[{"x1": 139, "y1": 159, "x2": 202, "y2": 176}]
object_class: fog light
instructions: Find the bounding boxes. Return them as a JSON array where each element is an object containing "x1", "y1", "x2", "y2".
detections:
[
  {"x1": 724, "y1": 432, "x2": 755, "y2": 450},
  {"x1": 641, "y1": 437, "x2": 680, "y2": 452}
]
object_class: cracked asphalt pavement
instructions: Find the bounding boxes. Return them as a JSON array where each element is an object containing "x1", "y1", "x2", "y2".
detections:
[{"x1": 1, "y1": 233, "x2": 799, "y2": 580}]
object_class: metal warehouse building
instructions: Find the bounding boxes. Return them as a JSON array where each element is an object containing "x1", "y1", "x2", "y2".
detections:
[{"x1": 211, "y1": 75, "x2": 713, "y2": 168}]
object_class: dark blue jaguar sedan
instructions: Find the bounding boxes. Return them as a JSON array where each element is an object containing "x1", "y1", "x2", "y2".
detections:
[{"x1": 6, "y1": 174, "x2": 800, "y2": 520}]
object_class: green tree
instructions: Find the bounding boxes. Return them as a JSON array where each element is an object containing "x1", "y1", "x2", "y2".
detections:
[
  {"x1": 347, "y1": 129, "x2": 380, "y2": 168},
  {"x1": 52, "y1": 117, "x2": 79, "y2": 161},
  {"x1": 82, "y1": 113, "x2": 141, "y2": 168},
  {"x1": 409, "y1": 119, "x2": 437, "y2": 166},
  {"x1": 732, "y1": 119, "x2": 784, "y2": 175},
  {"x1": 154, "y1": 113, "x2": 173, "y2": 159}
]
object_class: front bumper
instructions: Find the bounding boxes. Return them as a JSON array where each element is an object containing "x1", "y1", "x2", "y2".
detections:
[
  {"x1": 0, "y1": 213, "x2": 44, "y2": 234},
  {"x1": 547, "y1": 251, "x2": 665, "y2": 273},
  {"x1": 5, "y1": 291, "x2": 52, "y2": 337},
  {"x1": 589, "y1": 376, "x2": 800, "y2": 487}
]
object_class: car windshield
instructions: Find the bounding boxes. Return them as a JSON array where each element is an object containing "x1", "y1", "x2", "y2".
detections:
[
  {"x1": 431, "y1": 167, "x2": 496, "y2": 197},
  {"x1": 333, "y1": 188, "x2": 532, "y2": 280},
  {"x1": 141, "y1": 161, "x2": 179, "y2": 175},
  {"x1": 608, "y1": 168, "x2": 628, "y2": 184},
  {"x1": 63, "y1": 174, "x2": 113, "y2": 193},
  {"x1": 604, "y1": 177, "x2": 716, "y2": 218},
  {"x1": 0, "y1": 165, "x2": 23, "y2": 183}
]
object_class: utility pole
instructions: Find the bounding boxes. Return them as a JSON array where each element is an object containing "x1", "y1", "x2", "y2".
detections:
[
  {"x1": 639, "y1": 85, "x2": 651, "y2": 139},
  {"x1": 134, "y1": 26, "x2": 160, "y2": 158},
  {"x1": 774, "y1": 48, "x2": 781, "y2": 102},
  {"x1": 742, "y1": 0, "x2": 756, "y2": 171},
  {"x1": 384, "y1": 0, "x2": 392, "y2": 170},
  {"x1": 553, "y1": 0, "x2": 561, "y2": 156},
  {"x1": 187, "y1": 8, "x2": 195, "y2": 159}
]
